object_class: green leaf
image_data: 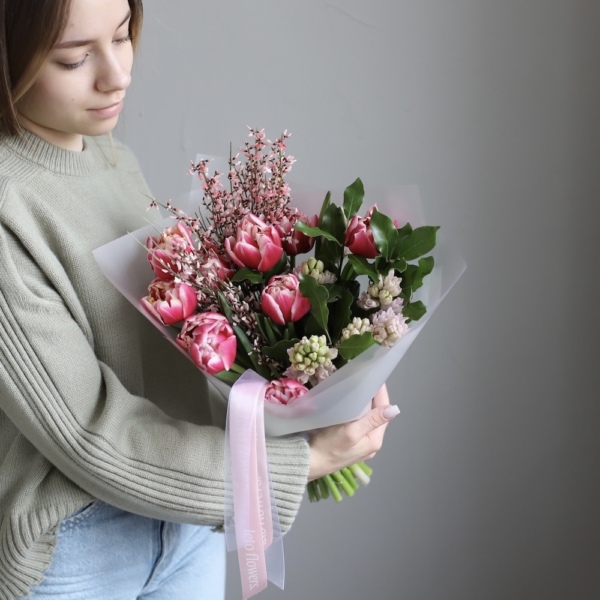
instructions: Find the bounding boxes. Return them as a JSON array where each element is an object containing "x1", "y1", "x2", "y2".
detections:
[
  {"x1": 214, "y1": 369, "x2": 242, "y2": 384},
  {"x1": 320, "y1": 203, "x2": 346, "y2": 243},
  {"x1": 319, "y1": 190, "x2": 332, "y2": 222},
  {"x1": 412, "y1": 256, "x2": 435, "y2": 291},
  {"x1": 231, "y1": 322, "x2": 270, "y2": 378},
  {"x1": 315, "y1": 239, "x2": 341, "y2": 274},
  {"x1": 337, "y1": 332, "x2": 377, "y2": 360},
  {"x1": 217, "y1": 292, "x2": 234, "y2": 321},
  {"x1": 219, "y1": 293, "x2": 268, "y2": 376},
  {"x1": 284, "y1": 322, "x2": 296, "y2": 340},
  {"x1": 388, "y1": 258, "x2": 408, "y2": 273},
  {"x1": 342, "y1": 178, "x2": 364, "y2": 221},
  {"x1": 256, "y1": 313, "x2": 279, "y2": 346},
  {"x1": 294, "y1": 221, "x2": 342, "y2": 244},
  {"x1": 399, "y1": 255, "x2": 435, "y2": 301},
  {"x1": 299, "y1": 274, "x2": 330, "y2": 338},
  {"x1": 370, "y1": 209, "x2": 398, "y2": 260},
  {"x1": 392, "y1": 223, "x2": 412, "y2": 256},
  {"x1": 302, "y1": 313, "x2": 327, "y2": 337},
  {"x1": 328, "y1": 286, "x2": 354, "y2": 342},
  {"x1": 397, "y1": 222, "x2": 413, "y2": 240},
  {"x1": 264, "y1": 252, "x2": 288, "y2": 280},
  {"x1": 262, "y1": 339, "x2": 298, "y2": 364},
  {"x1": 315, "y1": 202, "x2": 346, "y2": 273},
  {"x1": 404, "y1": 300, "x2": 427, "y2": 322},
  {"x1": 325, "y1": 283, "x2": 347, "y2": 302},
  {"x1": 397, "y1": 226, "x2": 439, "y2": 261},
  {"x1": 231, "y1": 267, "x2": 263, "y2": 284},
  {"x1": 340, "y1": 260, "x2": 357, "y2": 282},
  {"x1": 346, "y1": 255, "x2": 379, "y2": 282}
]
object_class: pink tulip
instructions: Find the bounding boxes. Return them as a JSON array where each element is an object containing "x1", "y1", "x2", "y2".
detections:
[
  {"x1": 344, "y1": 205, "x2": 379, "y2": 259},
  {"x1": 141, "y1": 278, "x2": 197, "y2": 326},
  {"x1": 146, "y1": 222, "x2": 195, "y2": 280},
  {"x1": 277, "y1": 213, "x2": 319, "y2": 256},
  {"x1": 176, "y1": 312, "x2": 237, "y2": 375},
  {"x1": 224, "y1": 213, "x2": 284, "y2": 272},
  {"x1": 261, "y1": 273, "x2": 311, "y2": 325},
  {"x1": 264, "y1": 378, "x2": 309, "y2": 406}
]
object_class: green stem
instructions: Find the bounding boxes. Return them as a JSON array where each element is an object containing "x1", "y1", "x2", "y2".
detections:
[
  {"x1": 358, "y1": 461, "x2": 373, "y2": 476},
  {"x1": 324, "y1": 474, "x2": 343, "y2": 502},
  {"x1": 318, "y1": 477, "x2": 330, "y2": 500},
  {"x1": 341, "y1": 467, "x2": 359, "y2": 491},
  {"x1": 331, "y1": 470, "x2": 355, "y2": 498},
  {"x1": 214, "y1": 370, "x2": 241, "y2": 384},
  {"x1": 307, "y1": 481, "x2": 319, "y2": 502}
]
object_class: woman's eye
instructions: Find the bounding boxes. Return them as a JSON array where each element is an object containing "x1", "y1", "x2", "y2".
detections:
[
  {"x1": 114, "y1": 34, "x2": 132, "y2": 45},
  {"x1": 60, "y1": 57, "x2": 88, "y2": 70}
]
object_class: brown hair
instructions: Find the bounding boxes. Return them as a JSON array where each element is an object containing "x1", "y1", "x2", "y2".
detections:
[{"x1": 0, "y1": 0, "x2": 143, "y2": 136}]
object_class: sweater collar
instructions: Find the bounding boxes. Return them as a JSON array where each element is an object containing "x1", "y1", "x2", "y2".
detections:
[{"x1": 0, "y1": 130, "x2": 103, "y2": 177}]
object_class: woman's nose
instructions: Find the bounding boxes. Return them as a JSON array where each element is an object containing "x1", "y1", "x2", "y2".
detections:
[{"x1": 95, "y1": 50, "x2": 132, "y2": 93}]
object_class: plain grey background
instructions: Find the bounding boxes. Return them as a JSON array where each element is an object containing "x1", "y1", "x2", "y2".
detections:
[{"x1": 116, "y1": 1, "x2": 600, "y2": 599}]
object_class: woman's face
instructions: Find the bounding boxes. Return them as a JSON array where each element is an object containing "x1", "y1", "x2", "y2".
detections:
[{"x1": 16, "y1": 0, "x2": 134, "y2": 151}]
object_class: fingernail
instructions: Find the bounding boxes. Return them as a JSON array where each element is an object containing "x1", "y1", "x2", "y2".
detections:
[{"x1": 383, "y1": 405, "x2": 400, "y2": 420}]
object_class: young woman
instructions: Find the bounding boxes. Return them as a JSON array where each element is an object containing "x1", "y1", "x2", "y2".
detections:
[{"x1": 0, "y1": 0, "x2": 398, "y2": 598}]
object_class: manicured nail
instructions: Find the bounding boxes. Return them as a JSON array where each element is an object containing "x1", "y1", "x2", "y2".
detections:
[{"x1": 383, "y1": 405, "x2": 400, "y2": 420}]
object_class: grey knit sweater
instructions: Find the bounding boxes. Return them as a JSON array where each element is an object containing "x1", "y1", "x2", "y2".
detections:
[{"x1": 0, "y1": 132, "x2": 310, "y2": 599}]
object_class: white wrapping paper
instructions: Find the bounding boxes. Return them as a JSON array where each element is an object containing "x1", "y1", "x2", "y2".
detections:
[{"x1": 93, "y1": 160, "x2": 466, "y2": 436}]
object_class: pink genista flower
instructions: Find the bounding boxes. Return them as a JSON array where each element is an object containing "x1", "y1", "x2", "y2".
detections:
[
  {"x1": 277, "y1": 213, "x2": 318, "y2": 256},
  {"x1": 176, "y1": 312, "x2": 237, "y2": 375},
  {"x1": 344, "y1": 205, "x2": 379, "y2": 259},
  {"x1": 146, "y1": 222, "x2": 195, "y2": 280},
  {"x1": 224, "y1": 213, "x2": 284, "y2": 272},
  {"x1": 199, "y1": 244, "x2": 235, "y2": 283},
  {"x1": 261, "y1": 273, "x2": 311, "y2": 325},
  {"x1": 141, "y1": 279, "x2": 197, "y2": 326},
  {"x1": 264, "y1": 378, "x2": 309, "y2": 406}
]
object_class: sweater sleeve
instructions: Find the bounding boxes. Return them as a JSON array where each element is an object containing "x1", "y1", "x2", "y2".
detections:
[{"x1": 0, "y1": 221, "x2": 310, "y2": 531}]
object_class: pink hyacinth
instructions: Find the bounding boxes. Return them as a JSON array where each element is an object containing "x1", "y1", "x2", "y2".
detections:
[
  {"x1": 344, "y1": 205, "x2": 379, "y2": 259},
  {"x1": 176, "y1": 312, "x2": 237, "y2": 375},
  {"x1": 141, "y1": 278, "x2": 197, "y2": 326},
  {"x1": 146, "y1": 222, "x2": 195, "y2": 280},
  {"x1": 264, "y1": 378, "x2": 309, "y2": 406},
  {"x1": 224, "y1": 213, "x2": 284, "y2": 272},
  {"x1": 261, "y1": 273, "x2": 311, "y2": 326}
]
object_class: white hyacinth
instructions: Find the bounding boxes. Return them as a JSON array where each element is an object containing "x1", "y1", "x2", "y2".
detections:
[
  {"x1": 357, "y1": 292, "x2": 380, "y2": 310},
  {"x1": 297, "y1": 257, "x2": 337, "y2": 284},
  {"x1": 340, "y1": 317, "x2": 373, "y2": 341},
  {"x1": 357, "y1": 269, "x2": 402, "y2": 310},
  {"x1": 285, "y1": 335, "x2": 338, "y2": 385},
  {"x1": 371, "y1": 308, "x2": 409, "y2": 347}
]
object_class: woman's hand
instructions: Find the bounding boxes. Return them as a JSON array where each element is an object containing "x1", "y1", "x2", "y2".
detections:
[{"x1": 307, "y1": 385, "x2": 399, "y2": 481}]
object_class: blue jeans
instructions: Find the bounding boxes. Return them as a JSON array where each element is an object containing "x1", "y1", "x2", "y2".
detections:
[{"x1": 25, "y1": 501, "x2": 225, "y2": 599}]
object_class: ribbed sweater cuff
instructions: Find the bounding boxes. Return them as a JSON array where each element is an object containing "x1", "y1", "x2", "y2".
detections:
[{"x1": 266, "y1": 435, "x2": 310, "y2": 533}]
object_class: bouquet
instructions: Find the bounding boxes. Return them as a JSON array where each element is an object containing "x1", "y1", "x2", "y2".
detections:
[
  {"x1": 141, "y1": 128, "x2": 438, "y2": 501},
  {"x1": 94, "y1": 128, "x2": 465, "y2": 598}
]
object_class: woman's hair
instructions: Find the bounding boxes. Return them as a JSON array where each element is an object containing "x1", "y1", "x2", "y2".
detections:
[{"x1": 0, "y1": 0, "x2": 143, "y2": 136}]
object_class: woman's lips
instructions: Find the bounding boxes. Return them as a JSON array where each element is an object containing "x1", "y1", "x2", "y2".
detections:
[{"x1": 89, "y1": 100, "x2": 123, "y2": 118}]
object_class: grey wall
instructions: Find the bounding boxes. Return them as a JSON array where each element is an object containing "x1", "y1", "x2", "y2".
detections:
[{"x1": 117, "y1": 1, "x2": 600, "y2": 598}]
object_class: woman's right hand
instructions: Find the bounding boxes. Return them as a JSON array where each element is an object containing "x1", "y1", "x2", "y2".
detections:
[{"x1": 307, "y1": 385, "x2": 399, "y2": 481}]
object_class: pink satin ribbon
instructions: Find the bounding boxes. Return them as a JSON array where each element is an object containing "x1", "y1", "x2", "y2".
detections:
[{"x1": 224, "y1": 371, "x2": 285, "y2": 599}]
